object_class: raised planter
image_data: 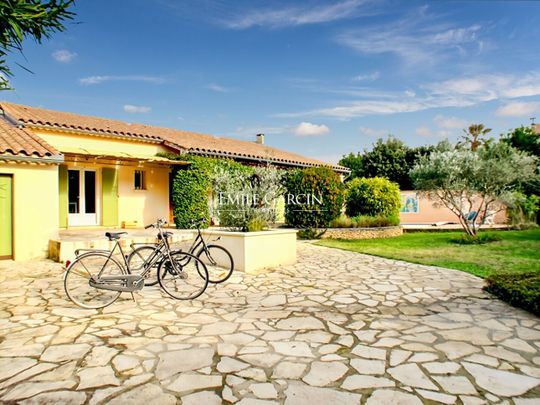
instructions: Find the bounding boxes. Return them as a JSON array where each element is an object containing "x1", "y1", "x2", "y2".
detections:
[
  {"x1": 201, "y1": 228, "x2": 297, "y2": 274},
  {"x1": 321, "y1": 226, "x2": 402, "y2": 240}
]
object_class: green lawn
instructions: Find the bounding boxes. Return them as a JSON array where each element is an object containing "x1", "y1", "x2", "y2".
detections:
[{"x1": 317, "y1": 229, "x2": 540, "y2": 278}]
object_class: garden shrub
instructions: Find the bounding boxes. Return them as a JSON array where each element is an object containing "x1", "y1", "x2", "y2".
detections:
[
  {"x1": 170, "y1": 154, "x2": 252, "y2": 229},
  {"x1": 297, "y1": 228, "x2": 327, "y2": 240},
  {"x1": 213, "y1": 165, "x2": 283, "y2": 232},
  {"x1": 329, "y1": 214, "x2": 400, "y2": 228},
  {"x1": 345, "y1": 177, "x2": 401, "y2": 218},
  {"x1": 282, "y1": 166, "x2": 345, "y2": 228},
  {"x1": 484, "y1": 273, "x2": 540, "y2": 316}
]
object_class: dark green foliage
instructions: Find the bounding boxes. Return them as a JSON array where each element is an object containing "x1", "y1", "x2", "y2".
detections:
[
  {"x1": 484, "y1": 273, "x2": 540, "y2": 316},
  {"x1": 169, "y1": 154, "x2": 251, "y2": 229},
  {"x1": 0, "y1": 0, "x2": 75, "y2": 89},
  {"x1": 450, "y1": 233, "x2": 502, "y2": 245},
  {"x1": 345, "y1": 177, "x2": 401, "y2": 218},
  {"x1": 171, "y1": 158, "x2": 212, "y2": 229},
  {"x1": 297, "y1": 228, "x2": 327, "y2": 240},
  {"x1": 502, "y1": 126, "x2": 540, "y2": 157},
  {"x1": 338, "y1": 152, "x2": 363, "y2": 180},
  {"x1": 282, "y1": 167, "x2": 345, "y2": 228}
]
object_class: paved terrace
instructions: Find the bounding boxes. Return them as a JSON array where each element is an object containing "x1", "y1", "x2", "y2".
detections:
[{"x1": 0, "y1": 243, "x2": 539, "y2": 404}]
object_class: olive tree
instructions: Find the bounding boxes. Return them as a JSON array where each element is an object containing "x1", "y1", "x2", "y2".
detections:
[{"x1": 410, "y1": 141, "x2": 537, "y2": 237}]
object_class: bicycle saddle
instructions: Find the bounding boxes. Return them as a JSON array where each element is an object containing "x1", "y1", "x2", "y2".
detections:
[{"x1": 105, "y1": 232, "x2": 127, "y2": 240}]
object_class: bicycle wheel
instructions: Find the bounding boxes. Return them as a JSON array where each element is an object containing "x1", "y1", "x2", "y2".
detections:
[
  {"x1": 127, "y1": 246, "x2": 160, "y2": 286},
  {"x1": 64, "y1": 253, "x2": 124, "y2": 309},
  {"x1": 197, "y1": 245, "x2": 234, "y2": 283},
  {"x1": 158, "y1": 251, "x2": 209, "y2": 300}
]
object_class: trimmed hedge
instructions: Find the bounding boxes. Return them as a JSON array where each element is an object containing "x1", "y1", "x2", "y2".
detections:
[
  {"x1": 282, "y1": 166, "x2": 345, "y2": 228},
  {"x1": 345, "y1": 176, "x2": 401, "y2": 218},
  {"x1": 484, "y1": 273, "x2": 540, "y2": 316}
]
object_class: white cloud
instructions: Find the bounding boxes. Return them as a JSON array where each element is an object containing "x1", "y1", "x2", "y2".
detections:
[
  {"x1": 123, "y1": 104, "x2": 151, "y2": 113},
  {"x1": 434, "y1": 114, "x2": 468, "y2": 129},
  {"x1": 359, "y1": 126, "x2": 388, "y2": 137},
  {"x1": 495, "y1": 101, "x2": 540, "y2": 117},
  {"x1": 79, "y1": 75, "x2": 165, "y2": 85},
  {"x1": 223, "y1": 0, "x2": 373, "y2": 29},
  {"x1": 416, "y1": 127, "x2": 449, "y2": 138},
  {"x1": 336, "y1": 7, "x2": 483, "y2": 66},
  {"x1": 52, "y1": 49, "x2": 77, "y2": 63},
  {"x1": 294, "y1": 122, "x2": 330, "y2": 136},
  {"x1": 205, "y1": 83, "x2": 232, "y2": 93},
  {"x1": 353, "y1": 71, "x2": 380, "y2": 81},
  {"x1": 278, "y1": 71, "x2": 540, "y2": 119}
]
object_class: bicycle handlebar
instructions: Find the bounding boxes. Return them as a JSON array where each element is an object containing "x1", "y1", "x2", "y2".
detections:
[{"x1": 145, "y1": 219, "x2": 168, "y2": 229}]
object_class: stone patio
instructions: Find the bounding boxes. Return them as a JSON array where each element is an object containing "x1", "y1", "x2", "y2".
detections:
[{"x1": 0, "y1": 242, "x2": 539, "y2": 404}]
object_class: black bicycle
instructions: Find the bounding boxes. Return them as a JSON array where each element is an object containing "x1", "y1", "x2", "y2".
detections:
[
  {"x1": 128, "y1": 217, "x2": 234, "y2": 284},
  {"x1": 64, "y1": 219, "x2": 209, "y2": 309}
]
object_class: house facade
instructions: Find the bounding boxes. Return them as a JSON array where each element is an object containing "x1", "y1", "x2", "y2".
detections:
[{"x1": 0, "y1": 102, "x2": 348, "y2": 261}]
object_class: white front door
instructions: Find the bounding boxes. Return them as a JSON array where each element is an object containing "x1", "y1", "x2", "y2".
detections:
[{"x1": 68, "y1": 169, "x2": 98, "y2": 226}]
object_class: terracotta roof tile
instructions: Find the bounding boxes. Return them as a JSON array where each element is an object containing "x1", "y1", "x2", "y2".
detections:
[
  {"x1": 0, "y1": 101, "x2": 348, "y2": 172},
  {"x1": 0, "y1": 115, "x2": 60, "y2": 158}
]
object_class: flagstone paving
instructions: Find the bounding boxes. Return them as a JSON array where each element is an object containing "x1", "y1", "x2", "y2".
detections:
[{"x1": 0, "y1": 242, "x2": 539, "y2": 404}]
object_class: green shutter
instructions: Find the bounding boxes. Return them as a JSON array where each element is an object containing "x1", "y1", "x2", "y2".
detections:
[
  {"x1": 102, "y1": 168, "x2": 119, "y2": 227},
  {"x1": 0, "y1": 175, "x2": 13, "y2": 258},
  {"x1": 58, "y1": 165, "x2": 68, "y2": 227}
]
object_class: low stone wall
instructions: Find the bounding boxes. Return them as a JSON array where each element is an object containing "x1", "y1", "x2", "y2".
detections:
[{"x1": 321, "y1": 226, "x2": 403, "y2": 240}]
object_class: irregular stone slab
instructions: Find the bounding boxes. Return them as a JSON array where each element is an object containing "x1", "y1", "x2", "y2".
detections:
[
  {"x1": 271, "y1": 342, "x2": 314, "y2": 357},
  {"x1": 40, "y1": 343, "x2": 91, "y2": 363},
  {"x1": 199, "y1": 321, "x2": 238, "y2": 336},
  {"x1": 387, "y1": 363, "x2": 437, "y2": 390},
  {"x1": 250, "y1": 382, "x2": 279, "y2": 399},
  {"x1": 182, "y1": 391, "x2": 222, "y2": 405},
  {"x1": 463, "y1": 362, "x2": 540, "y2": 397},
  {"x1": 217, "y1": 357, "x2": 250, "y2": 373},
  {"x1": 416, "y1": 389, "x2": 457, "y2": 404},
  {"x1": 303, "y1": 361, "x2": 348, "y2": 386},
  {"x1": 112, "y1": 355, "x2": 139, "y2": 372},
  {"x1": 423, "y1": 361, "x2": 461, "y2": 374},
  {"x1": 3, "y1": 380, "x2": 76, "y2": 401},
  {"x1": 167, "y1": 373, "x2": 222, "y2": 394},
  {"x1": 342, "y1": 375, "x2": 395, "y2": 390},
  {"x1": 272, "y1": 361, "x2": 307, "y2": 379},
  {"x1": 243, "y1": 310, "x2": 291, "y2": 319},
  {"x1": 240, "y1": 353, "x2": 282, "y2": 368},
  {"x1": 18, "y1": 390, "x2": 86, "y2": 405},
  {"x1": 84, "y1": 346, "x2": 119, "y2": 367},
  {"x1": 351, "y1": 344, "x2": 386, "y2": 360},
  {"x1": 435, "y1": 341, "x2": 479, "y2": 360},
  {"x1": 155, "y1": 348, "x2": 214, "y2": 380},
  {"x1": 366, "y1": 389, "x2": 422, "y2": 405},
  {"x1": 107, "y1": 383, "x2": 176, "y2": 405},
  {"x1": 77, "y1": 366, "x2": 120, "y2": 390},
  {"x1": 350, "y1": 358, "x2": 385, "y2": 375},
  {"x1": 0, "y1": 357, "x2": 36, "y2": 381},
  {"x1": 276, "y1": 317, "x2": 324, "y2": 331},
  {"x1": 433, "y1": 376, "x2": 477, "y2": 395},
  {"x1": 284, "y1": 383, "x2": 361, "y2": 405},
  {"x1": 179, "y1": 313, "x2": 220, "y2": 324},
  {"x1": 260, "y1": 294, "x2": 286, "y2": 307}
]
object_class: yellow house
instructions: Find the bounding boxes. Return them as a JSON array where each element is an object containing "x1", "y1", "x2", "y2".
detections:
[{"x1": 0, "y1": 102, "x2": 348, "y2": 261}]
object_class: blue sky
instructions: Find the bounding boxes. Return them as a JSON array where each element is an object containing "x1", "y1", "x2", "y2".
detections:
[{"x1": 3, "y1": 0, "x2": 540, "y2": 163}]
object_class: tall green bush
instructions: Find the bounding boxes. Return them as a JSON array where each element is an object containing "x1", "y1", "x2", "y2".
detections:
[
  {"x1": 345, "y1": 177, "x2": 401, "y2": 218},
  {"x1": 282, "y1": 167, "x2": 345, "y2": 228}
]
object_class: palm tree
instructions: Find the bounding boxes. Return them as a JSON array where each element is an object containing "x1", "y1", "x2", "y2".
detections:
[{"x1": 459, "y1": 124, "x2": 492, "y2": 151}]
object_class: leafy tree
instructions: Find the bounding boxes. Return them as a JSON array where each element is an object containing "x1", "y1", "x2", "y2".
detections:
[
  {"x1": 338, "y1": 152, "x2": 363, "y2": 180},
  {"x1": 0, "y1": 0, "x2": 75, "y2": 90},
  {"x1": 459, "y1": 124, "x2": 492, "y2": 151},
  {"x1": 411, "y1": 141, "x2": 537, "y2": 237},
  {"x1": 502, "y1": 125, "x2": 540, "y2": 157},
  {"x1": 362, "y1": 137, "x2": 410, "y2": 187}
]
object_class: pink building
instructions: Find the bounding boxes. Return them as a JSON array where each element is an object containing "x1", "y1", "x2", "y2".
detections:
[{"x1": 399, "y1": 191, "x2": 507, "y2": 225}]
